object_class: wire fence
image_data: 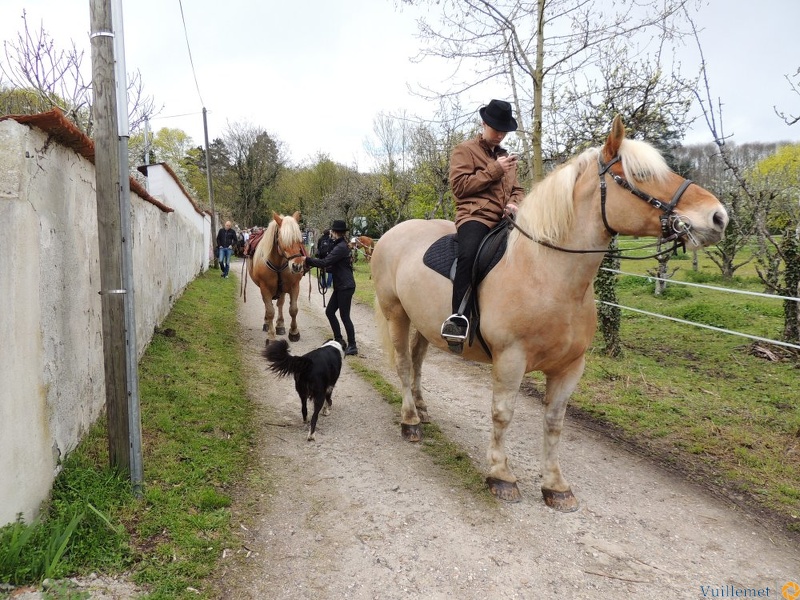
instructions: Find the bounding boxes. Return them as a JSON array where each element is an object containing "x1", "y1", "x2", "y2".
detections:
[{"x1": 598, "y1": 267, "x2": 800, "y2": 351}]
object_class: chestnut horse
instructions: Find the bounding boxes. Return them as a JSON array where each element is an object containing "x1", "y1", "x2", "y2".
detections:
[
  {"x1": 349, "y1": 236, "x2": 375, "y2": 262},
  {"x1": 371, "y1": 117, "x2": 728, "y2": 510},
  {"x1": 246, "y1": 212, "x2": 306, "y2": 342}
]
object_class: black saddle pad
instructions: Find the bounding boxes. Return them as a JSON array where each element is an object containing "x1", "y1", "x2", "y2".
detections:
[
  {"x1": 423, "y1": 234, "x2": 459, "y2": 280},
  {"x1": 422, "y1": 222, "x2": 509, "y2": 284}
]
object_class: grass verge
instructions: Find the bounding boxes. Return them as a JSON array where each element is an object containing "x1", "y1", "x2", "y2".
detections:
[
  {"x1": 347, "y1": 359, "x2": 493, "y2": 502},
  {"x1": 0, "y1": 270, "x2": 253, "y2": 599}
]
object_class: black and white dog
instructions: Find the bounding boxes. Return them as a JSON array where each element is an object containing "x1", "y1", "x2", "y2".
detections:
[{"x1": 263, "y1": 339, "x2": 344, "y2": 441}]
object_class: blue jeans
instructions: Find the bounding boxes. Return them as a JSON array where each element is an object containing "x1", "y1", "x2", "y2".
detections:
[{"x1": 218, "y1": 247, "x2": 232, "y2": 276}]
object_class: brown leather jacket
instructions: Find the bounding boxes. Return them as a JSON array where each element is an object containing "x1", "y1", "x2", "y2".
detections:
[{"x1": 450, "y1": 135, "x2": 525, "y2": 229}]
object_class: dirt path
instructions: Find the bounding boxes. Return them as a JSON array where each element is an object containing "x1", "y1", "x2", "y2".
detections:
[{"x1": 213, "y1": 263, "x2": 798, "y2": 599}]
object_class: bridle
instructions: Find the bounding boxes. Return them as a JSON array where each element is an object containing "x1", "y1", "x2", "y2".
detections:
[
  {"x1": 265, "y1": 226, "x2": 307, "y2": 273},
  {"x1": 509, "y1": 151, "x2": 698, "y2": 260},
  {"x1": 598, "y1": 154, "x2": 694, "y2": 242}
]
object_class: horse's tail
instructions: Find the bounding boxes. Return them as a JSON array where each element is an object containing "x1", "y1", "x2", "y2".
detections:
[
  {"x1": 263, "y1": 339, "x2": 311, "y2": 378},
  {"x1": 374, "y1": 302, "x2": 396, "y2": 368}
]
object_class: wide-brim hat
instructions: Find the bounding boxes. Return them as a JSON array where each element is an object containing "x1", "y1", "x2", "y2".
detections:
[
  {"x1": 479, "y1": 99, "x2": 518, "y2": 132},
  {"x1": 330, "y1": 219, "x2": 348, "y2": 232}
]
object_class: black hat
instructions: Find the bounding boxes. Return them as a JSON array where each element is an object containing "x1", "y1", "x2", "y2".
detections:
[
  {"x1": 479, "y1": 99, "x2": 518, "y2": 132},
  {"x1": 330, "y1": 219, "x2": 348, "y2": 232}
]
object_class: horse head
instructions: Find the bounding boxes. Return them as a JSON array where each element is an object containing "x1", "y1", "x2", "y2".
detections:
[
  {"x1": 597, "y1": 115, "x2": 729, "y2": 248},
  {"x1": 272, "y1": 211, "x2": 306, "y2": 275}
]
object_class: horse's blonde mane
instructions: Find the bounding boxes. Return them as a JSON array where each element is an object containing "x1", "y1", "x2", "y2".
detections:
[
  {"x1": 617, "y1": 138, "x2": 671, "y2": 184},
  {"x1": 254, "y1": 220, "x2": 278, "y2": 263},
  {"x1": 253, "y1": 214, "x2": 303, "y2": 263},
  {"x1": 277, "y1": 214, "x2": 303, "y2": 248},
  {"x1": 513, "y1": 147, "x2": 595, "y2": 246},
  {"x1": 512, "y1": 137, "x2": 671, "y2": 248}
]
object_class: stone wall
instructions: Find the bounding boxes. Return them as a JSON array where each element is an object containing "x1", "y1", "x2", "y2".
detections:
[{"x1": 0, "y1": 115, "x2": 210, "y2": 525}]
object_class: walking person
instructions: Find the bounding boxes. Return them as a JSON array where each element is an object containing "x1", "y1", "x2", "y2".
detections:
[
  {"x1": 315, "y1": 229, "x2": 334, "y2": 289},
  {"x1": 304, "y1": 220, "x2": 358, "y2": 356},
  {"x1": 440, "y1": 99, "x2": 525, "y2": 352},
  {"x1": 216, "y1": 220, "x2": 237, "y2": 278}
]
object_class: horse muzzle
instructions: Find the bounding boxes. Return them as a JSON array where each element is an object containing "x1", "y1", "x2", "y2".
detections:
[{"x1": 289, "y1": 259, "x2": 306, "y2": 274}]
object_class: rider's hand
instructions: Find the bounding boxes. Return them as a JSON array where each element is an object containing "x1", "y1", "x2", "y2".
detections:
[{"x1": 497, "y1": 154, "x2": 518, "y2": 174}]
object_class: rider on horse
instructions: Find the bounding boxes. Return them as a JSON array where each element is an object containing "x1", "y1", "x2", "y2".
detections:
[{"x1": 441, "y1": 100, "x2": 526, "y2": 353}]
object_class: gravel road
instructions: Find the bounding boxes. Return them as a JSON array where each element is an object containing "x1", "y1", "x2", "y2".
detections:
[{"x1": 211, "y1": 265, "x2": 799, "y2": 600}]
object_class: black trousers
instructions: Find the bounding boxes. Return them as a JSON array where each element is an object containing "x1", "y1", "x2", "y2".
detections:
[
  {"x1": 452, "y1": 220, "x2": 490, "y2": 316},
  {"x1": 326, "y1": 287, "x2": 356, "y2": 345}
]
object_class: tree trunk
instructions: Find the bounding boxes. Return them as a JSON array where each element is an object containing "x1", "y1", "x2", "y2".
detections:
[{"x1": 595, "y1": 240, "x2": 622, "y2": 357}]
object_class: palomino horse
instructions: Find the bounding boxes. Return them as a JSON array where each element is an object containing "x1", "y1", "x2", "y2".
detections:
[
  {"x1": 371, "y1": 116, "x2": 728, "y2": 510},
  {"x1": 246, "y1": 212, "x2": 306, "y2": 342}
]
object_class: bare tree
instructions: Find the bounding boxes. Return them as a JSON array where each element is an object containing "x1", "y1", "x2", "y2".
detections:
[
  {"x1": 689, "y1": 21, "x2": 800, "y2": 344},
  {"x1": 365, "y1": 113, "x2": 417, "y2": 226},
  {"x1": 409, "y1": 99, "x2": 470, "y2": 220},
  {"x1": 775, "y1": 67, "x2": 800, "y2": 127},
  {"x1": 1, "y1": 10, "x2": 156, "y2": 135},
  {"x1": 403, "y1": 0, "x2": 699, "y2": 181}
]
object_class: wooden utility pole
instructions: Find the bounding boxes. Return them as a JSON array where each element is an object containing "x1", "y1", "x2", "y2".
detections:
[
  {"x1": 203, "y1": 107, "x2": 219, "y2": 268},
  {"x1": 89, "y1": 0, "x2": 131, "y2": 474}
]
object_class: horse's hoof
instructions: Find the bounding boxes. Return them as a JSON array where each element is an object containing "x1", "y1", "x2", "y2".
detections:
[
  {"x1": 487, "y1": 477, "x2": 522, "y2": 503},
  {"x1": 401, "y1": 423, "x2": 422, "y2": 442},
  {"x1": 417, "y1": 408, "x2": 431, "y2": 423},
  {"x1": 542, "y1": 488, "x2": 579, "y2": 512},
  {"x1": 262, "y1": 324, "x2": 267, "y2": 332},
  {"x1": 276, "y1": 326, "x2": 286, "y2": 335},
  {"x1": 288, "y1": 332, "x2": 300, "y2": 342}
]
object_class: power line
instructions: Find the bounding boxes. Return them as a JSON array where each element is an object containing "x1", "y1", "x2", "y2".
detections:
[{"x1": 177, "y1": 0, "x2": 204, "y2": 108}]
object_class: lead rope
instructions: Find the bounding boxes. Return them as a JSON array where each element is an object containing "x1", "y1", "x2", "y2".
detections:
[{"x1": 240, "y1": 257, "x2": 248, "y2": 302}]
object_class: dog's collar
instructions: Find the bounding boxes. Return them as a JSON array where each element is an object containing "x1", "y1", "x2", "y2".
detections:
[{"x1": 322, "y1": 339, "x2": 345, "y2": 357}]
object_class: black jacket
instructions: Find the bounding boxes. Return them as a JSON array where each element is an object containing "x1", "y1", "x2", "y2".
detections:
[
  {"x1": 306, "y1": 237, "x2": 355, "y2": 291},
  {"x1": 217, "y1": 227, "x2": 237, "y2": 249}
]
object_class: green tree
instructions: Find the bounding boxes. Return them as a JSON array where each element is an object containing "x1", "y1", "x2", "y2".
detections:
[
  {"x1": 408, "y1": 100, "x2": 470, "y2": 221},
  {"x1": 594, "y1": 240, "x2": 622, "y2": 357},
  {"x1": 129, "y1": 127, "x2": 196, "y2": 192},
  {"x1": 224, "y1": 122, "x2": 284, "y2": 226},
  {"x1": 183, "y1": 139, "x2": 237, "y2": 213},
  {"x1": 750, "y1": 144, "x2": 800, "y2": 343}
]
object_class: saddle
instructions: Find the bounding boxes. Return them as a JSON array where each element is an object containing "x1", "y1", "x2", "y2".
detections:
[
  {"x1": 422, "y1": 220, "x2": 511, "y2": 355},
  {"x1": 243, "y1": 229, "x2": 265, "y2": 258}
]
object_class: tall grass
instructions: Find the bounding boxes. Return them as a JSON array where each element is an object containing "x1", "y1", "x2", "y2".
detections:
[{"x1": 0, "y1": 270, "x2": 254, "y2": 598}]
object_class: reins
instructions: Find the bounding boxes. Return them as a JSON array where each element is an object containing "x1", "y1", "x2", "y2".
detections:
[{"x1": 506, "y1": 151, "x2": 697, "y2": 261}]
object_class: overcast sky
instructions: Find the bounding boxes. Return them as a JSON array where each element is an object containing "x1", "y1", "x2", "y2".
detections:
[{"x1": 2, "y1": 0, "x2": 799, "y2": 167}]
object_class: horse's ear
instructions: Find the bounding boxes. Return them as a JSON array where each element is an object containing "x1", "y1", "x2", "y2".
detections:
[
  {"x1": 603, "y1": 115, "x2": 626, "y2": 160},
  {"x1": 292, "y1": 211, "x2": 301, "y2": 222},
  {"x1": 273, "y1": 211, "x2": 282, "y2": 225}
]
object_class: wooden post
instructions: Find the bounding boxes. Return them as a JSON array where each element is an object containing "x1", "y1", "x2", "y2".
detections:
[
  {"x1": 203, "y1": 107, "x2": 219, "y2": 268},
  {"x1": 89, "y1": 0, "x2": 130, "y2": 473}
]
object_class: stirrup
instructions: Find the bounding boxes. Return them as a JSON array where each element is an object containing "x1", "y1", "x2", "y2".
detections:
[{"x1": 440, "y1": 314, "x2": 469, "y2": 344}]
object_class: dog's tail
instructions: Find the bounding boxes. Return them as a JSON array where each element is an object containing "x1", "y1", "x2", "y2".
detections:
[{"x1": 263, "y1": 339, "x2": 311, "y2": 378}]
